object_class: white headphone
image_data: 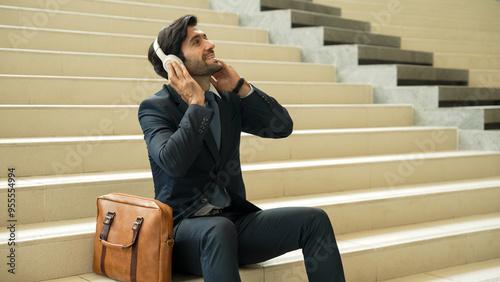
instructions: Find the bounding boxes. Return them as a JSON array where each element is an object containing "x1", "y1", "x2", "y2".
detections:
[{"x1": 153, "y1": 38, "x2": 183, "y2": 74}]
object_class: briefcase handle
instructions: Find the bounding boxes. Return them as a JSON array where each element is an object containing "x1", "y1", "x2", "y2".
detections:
[{"x1": 99, "y1": 211, "x2": 144, "y2": 250}]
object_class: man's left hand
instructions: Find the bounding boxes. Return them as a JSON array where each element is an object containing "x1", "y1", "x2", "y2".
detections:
[{"x1": 210, "y1": 59, "x2": 251, "y2": 97}]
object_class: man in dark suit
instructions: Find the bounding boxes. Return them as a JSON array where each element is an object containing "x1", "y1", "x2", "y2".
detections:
[{"x1": 138, "y1": 15, "x2": 345, "y2": 282}]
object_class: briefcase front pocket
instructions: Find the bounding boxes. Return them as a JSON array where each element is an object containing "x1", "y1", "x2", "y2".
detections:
[{"x1": 93, "y1": 193, "x2": 174, "y2": 282}]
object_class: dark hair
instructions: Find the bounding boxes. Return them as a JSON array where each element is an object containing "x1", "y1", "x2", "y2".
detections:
[{"x1": 148, "y1": 15, "x2": 198, "y2": 79}]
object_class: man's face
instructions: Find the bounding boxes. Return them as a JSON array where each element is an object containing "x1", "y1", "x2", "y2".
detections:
[{"x1": 180, "y1": 26, "x2": 222, "y2": 77}]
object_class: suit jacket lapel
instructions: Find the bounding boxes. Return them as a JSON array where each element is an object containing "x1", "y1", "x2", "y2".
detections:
[{"x1": 167, "y1": 84, "x2": 221, "y2": 164}]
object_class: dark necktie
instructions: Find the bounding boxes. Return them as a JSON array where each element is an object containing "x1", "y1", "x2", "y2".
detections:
[
  {"x1": 204, "y1": 91, "x2": 221, "y2": 150},
  {"x1": 205, "y1": 91, "x2": 227, "y2": 208}
]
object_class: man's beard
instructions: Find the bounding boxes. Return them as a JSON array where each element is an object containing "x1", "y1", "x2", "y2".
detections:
[{"x1": 184, "y1": 57, "x2": 222, "y2": 77}]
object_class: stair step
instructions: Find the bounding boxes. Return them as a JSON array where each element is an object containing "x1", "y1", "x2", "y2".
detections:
[
  {"x1": 1, "y1": 0, "x2": 236, "y2": 25},
  {"x1": 341, "y1": 9, "x2": 500, "y2": 32},
  {"x1": 338, "y1": 64, "x2": 469, "y2": 87},
  {"x1": 290, "y1": 25, "x2": 401, "y2": 48},
  {"x1": 286, "y1": 9, "x2": 369, "y2": 31},
  {"x1": 0, "y1": 48, "x2": 335, "y2": 82},
  {"x1": 0, "y1": 5, "x2": 268, "y2": 41},
  {"x1": 469, "y1": 69, "x2": 500, "y2": 88},
  {"x1": 374, "y1": 86, "x2": 500, "y2": 108},
  {"x1": 357, "y1": 44, "x2": 432, "y2": 65},
  {"x1": 4, "y1": 212, "x2": 500, "y2": 281},
  {"x1": 0, "y1": 75, "x2": 372, "y2": 105},
  {"x1": 261, "y1": 0, "x2": 341, "y2": 16},
  {"x1": 475, "y1": 106, "x2": 500, "y2": 130},
  {"x1": 2, "y1": 152, "x2": 499, "y2": 225},
  {"x1": 115, "y1": 0, "x2": 208, "y2": 8},
  {"x1": 254, "y1": 177, "x2": 500, "y2": 235},
  {"x1": 439, "y1": 86, "x2": 500, "y2": 107},
  {"x1": 376, "y1": 87, "x2": 500, "y2": 130},
  {"x1": 415, "y1": 106, "x2": 500, "y2": 131},
  {"x1": 0, "y1": 104, "x2": 411, "y2": 138},
  {"x1": 243, "y1": 151, "x2": 500, "y2": 199},
  {"x1": 0, "y1": 25, "x2": 299, "y2": 62},
  {"x1": 397, "y1": 65, "x2": 469, "y2": 86},
  {"x1": 318, "y1": 0, "x2": 500, "y2": 10},
  {"x1": 382, "y1": 258, "x2": 500, "y2": 282},
  {"x1": 402, "y1": 38, "x2": 500, "y2": 56},
  {"x1": 0, "y1": 127, "x2": 456, "y2": 177},
  {"x1": 435, "y1": 53, "x2": 500, "y2": 70},
  {"x1": 370, "y1": 24, "x2": 500, "y2": 44},
  {"x1": 338, "y1": 212, "x2": 500, "y2": 281},
  {"x1": 315, "y1": 0, "x2": 500, "y2": 22},
  {"x1": 238, "y1": 9, "x2": 401, "y2": 49}
]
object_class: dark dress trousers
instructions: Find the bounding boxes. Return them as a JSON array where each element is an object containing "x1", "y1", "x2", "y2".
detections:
[{"x1": 138, "y1": 84, "x2": 345, "y2": 282}]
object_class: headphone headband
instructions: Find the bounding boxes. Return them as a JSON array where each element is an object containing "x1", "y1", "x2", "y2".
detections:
[{"x1": 153, "y1": 38, "x2": 168, "y2": 62}]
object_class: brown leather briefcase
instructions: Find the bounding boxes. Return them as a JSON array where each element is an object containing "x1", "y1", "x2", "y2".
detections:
[{"x1": 93, "y1": 193, "x2": 174, "y2": 282}]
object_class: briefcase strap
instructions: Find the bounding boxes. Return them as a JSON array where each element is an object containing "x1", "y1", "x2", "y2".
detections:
[
  {"x1": 130, "y1": 217, "x2": 143, "y2": 281},
  {"x1": 99, "y1": 211, "x2": 115, "y2": 278},
  {"x1": 98, "y1": 212, "x2": 144, "y2": 282}
]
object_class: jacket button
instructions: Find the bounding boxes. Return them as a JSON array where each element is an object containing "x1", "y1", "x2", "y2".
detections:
[
  {"x1": 201, "y1": 198, "x2": 208, "y2": 203},
  {"x1": 198, "y1": 129, "x2": 203, "y2": 134}
]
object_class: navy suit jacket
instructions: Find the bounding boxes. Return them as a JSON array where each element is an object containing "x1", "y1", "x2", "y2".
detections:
[{"x1": 138, "y1": 84, "x2": 293, "y2": 225}]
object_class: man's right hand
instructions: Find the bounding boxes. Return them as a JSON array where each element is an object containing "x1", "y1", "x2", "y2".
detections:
[{"x1": 167, "y1": 62, "x2": 205, "y2": 106}]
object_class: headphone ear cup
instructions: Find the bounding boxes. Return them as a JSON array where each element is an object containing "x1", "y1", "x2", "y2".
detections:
[
  {"x1": 163, "y1": 55, "x2": 184, "y2": 74},
  {"x1": 153, "y1": 39, "x2": 183, "y2": 75}
]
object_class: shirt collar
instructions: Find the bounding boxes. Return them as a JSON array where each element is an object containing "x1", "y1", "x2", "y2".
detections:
[{"x1": 209, "y1": 83, "x2": 221, "y2": 99}]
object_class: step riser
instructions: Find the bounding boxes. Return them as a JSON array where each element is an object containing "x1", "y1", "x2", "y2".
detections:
[
  {"x1": 2, "y1": 0, "x2": 237, "y2": 26},
  {"x1": 0, "y1": 178, "x2": 155, "y2": 227},
  {"x1": 241, "y1": 129, "x2": 457, "y2": 163},
  {"x1": 0, "y1": 7, "x2": 267, "y2": 42},
  {"x1": 469, "y1": 71, "x2": 500, "y2": 88},
  {"x1": 0, "y1": 105, "x2": 411, "y2": 138},
  {"x1": 0, "y1": 76, "x2": 165, "y2": 105},
  {"x1": 402, "y1": 40, "x2": 500, "y2": 56},
  {"x1": 0, "y1": 26, "x2": 300, "y2": 62},
  {"x1": 244, "y1": 155, "x2": 500, "y2": 199},
  {"x1": 0, "y1": 49, "x2": 335, "y2": 82},
  {"x1": 434, "y1": 54, "x2": 500, "y2": 70},
  {"x1": 372, "y1": 26, "x2": 500, "y2": 44},
  {"x1": 0, "y1": 128, "x2": 457, "y2": 177},
  {"x1": 288, "y1": 105, "x2": 413, "y2": 130},
  {"x1": 315, "y1": 0, "x2": 500, "y2": 21},
  {"x1": 342, "y1": 11, "x2": 500, "y2": 32},
  {"x1": 0, "y1": 76, "x2": 372, "y2": 105}
]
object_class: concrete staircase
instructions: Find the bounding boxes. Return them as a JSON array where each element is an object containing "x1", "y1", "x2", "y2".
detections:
[
  {"x1": 0, "y1": 1, "x2": 499, "y2": 282},
  {"x1": 311, "y1": 0, "x2": 500, "y2": 150}
]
